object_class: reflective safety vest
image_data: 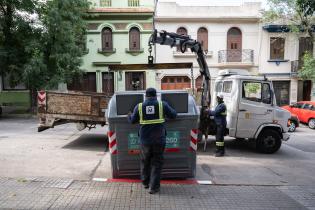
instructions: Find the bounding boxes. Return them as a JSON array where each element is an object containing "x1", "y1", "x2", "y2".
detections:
[{"x1": 138, "y1": 101, "x2": 165, "y2": 125}]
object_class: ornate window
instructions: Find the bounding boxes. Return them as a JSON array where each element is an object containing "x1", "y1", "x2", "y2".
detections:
[
  {"x1": 129, "y1": 27, "x2": 140, "y2": 51},
  {"x1": 100, "y1": 0, "x2": 111, "y2": 7},
  {"x1": 176, "y1": 27, "x2": 187, "y2": 52},
  {"x1": 128, "y1": 0, "x2": 140, "y2": 7},
  {"x1": 101, "y1": 27, "x2": 113, "y2": 51},
  {"x1": 197, "y1": 27, "x2": 208, "y2": 51}
]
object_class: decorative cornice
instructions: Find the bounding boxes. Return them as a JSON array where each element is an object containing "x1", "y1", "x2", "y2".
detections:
[{"x1": 155, "y1": 17, "x2": 260, "y2": 23}]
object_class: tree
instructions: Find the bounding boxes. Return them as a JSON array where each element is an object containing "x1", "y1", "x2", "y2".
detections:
[
  {"x1": 299, "y1": 52, "x2": 315, "y2": 82},
  {"x1": 264, "y1": 0, "x2": 315, "y2": 96},
  {"x1": 25, "y1": 0, "x2": 89, "y2": 91},
  {"x1": 0, "y1": 0, "x2": 38, "y2": 87},
  {"x1": 24, "y1": 0, "x2": 89, "y2": 110},
  {"x1": 264, "y1": 0, "x2": 315, "y2": 39}
]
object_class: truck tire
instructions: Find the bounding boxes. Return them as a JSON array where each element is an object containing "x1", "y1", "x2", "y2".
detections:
[
  {"x1": 308, "y1": 118, "x2": 315, "y2": 129},
  {"x1": 0, "y1": 107, "x2": 2, "y2": 117},
  {"x1": 256, "y1": 129, "x2": 281, "y2": 154}
]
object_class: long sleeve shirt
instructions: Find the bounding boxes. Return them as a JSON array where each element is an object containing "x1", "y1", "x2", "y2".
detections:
[{"x1": 209, "y1": 102, "x2": 227, "y2": 126}]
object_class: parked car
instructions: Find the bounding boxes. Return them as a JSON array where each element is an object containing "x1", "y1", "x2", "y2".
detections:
[
  {"x1": 282, "y1": 101, "x2": 315, "y2": 129},
  {"x1": 288, "y1": 114, "x2": 299, "y2": 132}
]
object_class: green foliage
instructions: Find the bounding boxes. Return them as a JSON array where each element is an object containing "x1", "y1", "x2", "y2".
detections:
[
  {"x1": 264, "y1": 0, "x2": 315, "y2": 39},
  {"x1": 298, "y1": 52, "x2": 315, "y2": 82},
  {"x1": 0, "y1": 0, "x2": 38, "y2": 87},
  {"x1": 25, "y1": 0, "x2": 89, "y2": 90}
]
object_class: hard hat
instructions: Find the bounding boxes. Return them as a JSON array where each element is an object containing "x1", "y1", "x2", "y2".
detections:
[
  {"x1": 217, "y1": 94, "x2": 224, "y2": 99},
  {"x1": 145, "y1": 87, "x2": 157, "y2": 97}
]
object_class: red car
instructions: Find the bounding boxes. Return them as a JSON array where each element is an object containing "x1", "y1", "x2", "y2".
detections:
[{"x1": 282, "y1": 101, "x2": 315, "y2": 129}]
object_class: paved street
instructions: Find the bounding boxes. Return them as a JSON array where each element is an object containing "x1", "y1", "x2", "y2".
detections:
[{"x1": 0, "y1": 117, "x2": 315, "y2": 209}]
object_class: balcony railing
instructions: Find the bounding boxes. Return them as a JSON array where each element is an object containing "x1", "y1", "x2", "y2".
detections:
[
  {"x1": 128, "y1": 0, "x2": 139, "y2": 7},
  {"x1": 218, "y1": 49, "x2": 254, "y2": 63},
  {"x1": 291, "y1": 60, "x2": 302, "y2": 76},
  {"x1": 100, "y1": 0, "x2": 111, "y2": 7}
]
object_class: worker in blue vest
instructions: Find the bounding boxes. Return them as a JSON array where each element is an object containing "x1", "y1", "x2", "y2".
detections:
[
  {"x1": 206, "y1": 94, "x2": 227, "y2": 157},
  {"x1": 128, "y1": 88, "x2": 177, "y2": 194}
]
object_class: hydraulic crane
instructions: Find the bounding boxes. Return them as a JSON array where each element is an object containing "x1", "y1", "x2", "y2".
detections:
[{"x1": 148, "y1": 30, "x2": 216, "y2": 140}]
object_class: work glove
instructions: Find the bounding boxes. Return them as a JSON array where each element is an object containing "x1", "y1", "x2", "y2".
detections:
[
  {"x1": 127, "y1": 111, "x2": 132, "y2": 118},
  {"x1": 203, "y1": 108, "x2": 209, "y2": 116}
]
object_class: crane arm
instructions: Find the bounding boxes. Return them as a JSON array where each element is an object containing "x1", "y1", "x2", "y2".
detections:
[{"x1": 149, "y1": 30, "x2": 215, "y2": 139}]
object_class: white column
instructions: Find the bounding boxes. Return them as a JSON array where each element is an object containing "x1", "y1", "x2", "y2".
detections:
[{"x1": 290, "y1": 78, "x2": 298, "y2": 104}]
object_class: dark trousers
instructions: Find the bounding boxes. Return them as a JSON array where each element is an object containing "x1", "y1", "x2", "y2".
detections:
[
  {"x1": 140, "y1": 143, "x2": 165, "y2": 190},
  {"x1": 215, "y1": 124, "x2": 225, "y2": 153}
]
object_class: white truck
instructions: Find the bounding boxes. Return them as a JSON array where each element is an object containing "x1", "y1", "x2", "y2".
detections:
[
  {"x1": 210, "y1": 69, "x2": 291, "y2": 153},
  {"x1": 150, "y1": 30, "x2": 291, "y2": 154}
]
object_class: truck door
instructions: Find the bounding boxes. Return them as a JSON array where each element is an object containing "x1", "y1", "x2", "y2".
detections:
[{"x1": 236, "y1": 81, "x2": 273, "y2": 138}]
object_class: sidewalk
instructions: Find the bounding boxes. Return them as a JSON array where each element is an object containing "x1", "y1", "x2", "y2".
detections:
[{"x1": 0, "y1": 177, "x2": 314, "y2": 210}]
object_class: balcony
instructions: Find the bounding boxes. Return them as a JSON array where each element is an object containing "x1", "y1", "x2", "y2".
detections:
[{"x1": 218, "y1": 49, "x2": 254, "y2": 68}]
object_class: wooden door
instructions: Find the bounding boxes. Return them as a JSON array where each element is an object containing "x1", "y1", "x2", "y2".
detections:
[
  {"x1": 102, "y1": 28, "x2": 112, "y2": 51},
  {"x1": 129, "y1": 27, "x2": 140, "y2": 50},
  {"x1": 68, "y1": 72, "x2": 96, "y2": 92},
  {"x1": 299, "y1": 37, "x2": 313, "y2": 69},
  {"x1": 161, "y1": 76, "x2": 191, "y2": 90},
  {"x1": 303, "y1": 80, "x2": 312, "y2": 101},
  {"x1": 102, "y1": 72, "x2": 114, "y2": 96},
  {"x1": 227, "y1": 27, "x2": 242, "y2": 62},
  {"x1": 125, "y1": 72, "x2": 145, "y2": 90}
]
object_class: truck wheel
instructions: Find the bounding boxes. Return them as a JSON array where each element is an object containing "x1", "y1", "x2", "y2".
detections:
[
  {"x1": 288, "y1": 121, "x2": 296, "y2": 132},
  {"x1": 256, "y1": 129, "x2": 281, "y2": 154},
  {"x1": 308, "y1": 119, "x2": 315, "y2": 129},
  {"x1": 0, "y1": 107, "x2": 2, "y2": 116}
]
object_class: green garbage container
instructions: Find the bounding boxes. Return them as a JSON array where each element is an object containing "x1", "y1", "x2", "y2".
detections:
[{"x1": 107, "y1": 90, "x2": 199, "y2": 178}]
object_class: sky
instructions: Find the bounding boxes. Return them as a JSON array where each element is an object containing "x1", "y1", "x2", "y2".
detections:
[{"x1": 158, "y1": 0, "x2": 268, "y2": 8}]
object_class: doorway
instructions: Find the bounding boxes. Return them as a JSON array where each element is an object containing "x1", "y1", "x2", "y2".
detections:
[{"x1": 227, "y1": 27, "x2": 242, "y2": 62}]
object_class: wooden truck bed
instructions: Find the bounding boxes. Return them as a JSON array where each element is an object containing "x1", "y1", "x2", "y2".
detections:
[{"x1": 37, "y1": 91, "x2": 111, "y2": 132}]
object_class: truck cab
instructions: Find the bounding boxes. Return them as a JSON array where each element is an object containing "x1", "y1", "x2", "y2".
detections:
[{"x1": 212, "y1": 70, "x2": 291, "y2": 153}]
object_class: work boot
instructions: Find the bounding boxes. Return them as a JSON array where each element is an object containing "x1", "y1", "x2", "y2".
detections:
[
  {"x1": 142, "y1": 182, "x2": 149, "y2": 189},
  {"x1": 149, "y1": 188, "x2": 160, "y2": 194},
  {"x1": 215, "y1": 152, "x2": 224, "y2": 157}
]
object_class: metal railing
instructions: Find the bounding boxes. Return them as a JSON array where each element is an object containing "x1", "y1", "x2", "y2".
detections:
[
  {"x1": 100, "y1": 0, "x2": 111, "y2": 7},
  {"x1": 291, "y1": 60, "x2": 300, "y2": 75},
  {"x1": 218, "y1": 49, "x2": 254, "y2": 63},
  {"x1": 128, "y1": 0, "x2": 140, "y2": 7}
]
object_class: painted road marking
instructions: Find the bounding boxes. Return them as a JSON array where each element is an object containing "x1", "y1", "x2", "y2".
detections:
[{"x1": 92, "y1": 178, "x2": 213, "y2": 185}]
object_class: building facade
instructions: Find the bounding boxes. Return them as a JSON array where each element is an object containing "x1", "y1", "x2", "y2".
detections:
[
  {"x1": 73, "y1": 0, "x2": 156, "y2": 94},
  {"x1": 259, "y1": 25, "x2": 315, "y2": 105},
  {"x1": 154, "y1": 1, "x2": 262, "y2": 92}
]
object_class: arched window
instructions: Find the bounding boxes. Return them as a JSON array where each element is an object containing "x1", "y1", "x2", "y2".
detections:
[
  {"x1": 227, "y1": 27, "x2": 242, "y2": 62},
  {"x1": 197, "y1": 27, "x2": 208, "y2": 51},
  {"x1": 101, "y1": 27, "x2": 113, "y2": 51},
  {"x1": 129, "y1": 27, "x2": 140, "y2": 51},
  {"x1": 176, "y1": 27, "x2": 187, "y2": 52}
]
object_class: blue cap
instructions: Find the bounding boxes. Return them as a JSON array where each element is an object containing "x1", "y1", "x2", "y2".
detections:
[{"x1": 145, "y1": 88, "x2": 157, "y2": 97}]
